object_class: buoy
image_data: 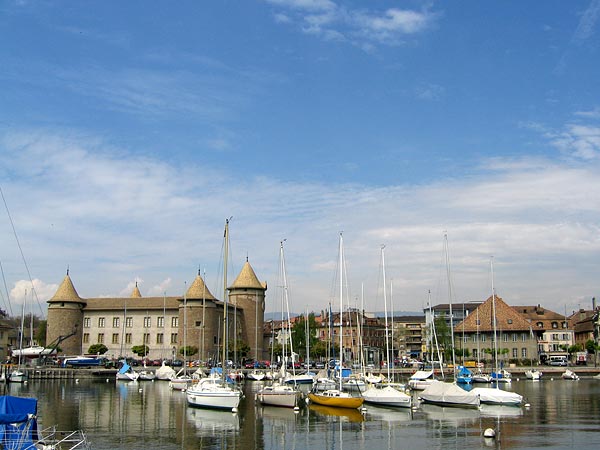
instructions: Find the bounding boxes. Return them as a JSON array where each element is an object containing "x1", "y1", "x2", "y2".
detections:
[
  {"x1": 483, "y1": 428, "x2": 496, "y2": 438},
  {"x1": 106, "y1": 379, "x2": 109, "y2": 382},
  {"x1": 524, "y1": 402, "x2": 531, "y2": 407},
  {"x1": 75, "y1": 379, "x2": 79, "y2": 383},
  {"x1": 294, "y1": 406, "x2": 300, "y2": 412},
  {"x1": 232, "y1": 407, "x2": 238, "y2": 413},
  {"x1": 360, "y1": 406, "x2": 367, "y2": 412},
  {"x1": 138, "y1": 388, "x2": 143, "y2": 393}
]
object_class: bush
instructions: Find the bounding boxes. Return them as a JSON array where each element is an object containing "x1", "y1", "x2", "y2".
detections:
[{"x1": 87, "y1": 344, "x2": 108, "y2": 355}]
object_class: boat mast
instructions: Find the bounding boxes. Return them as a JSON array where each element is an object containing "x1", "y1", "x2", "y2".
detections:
[
  {"x1": 339, "y1": 232, "x2": 344, "y2": 391},
  {"x1": 381, "y1": 245, "x2": 391, "y2": 383},
  {"x1": 221, "y1": 218, "x2": 230, "y2": 381},
  {"x1": 202, "y1": 268, "x2": 206, "y2": 363},
  {"x1": 444, "y1": 233, "x2": 457, "y2": 376},
  {"x1": 491, "y1": 256, "x2": 499, "y2": 377}
]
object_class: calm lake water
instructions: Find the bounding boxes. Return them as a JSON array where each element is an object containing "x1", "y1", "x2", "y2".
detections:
[{"x1": 4, "y1": 375, "x2": 600, "y2": 449}]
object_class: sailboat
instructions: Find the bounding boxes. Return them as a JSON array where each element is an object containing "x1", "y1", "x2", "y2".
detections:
[
  {"x1": 116, "y1": 359, "x2": 140, "y2": 381},
  {"x1": 186, "y1": 218, "x2": 242, "y2": 412},
  {"x1": 471, "y1": 305, "x2": 492, "y2": 383},
  {"x1": 470, "y1": 257, "x2": 522, "y2": 406},
  {"x1": 8, "y1": 292, "x2": 28, "y2": 383},
  {"x1": 169, "y1": 287, "x2": 192, "y2": 391},
  {"x1": 257, "y1": 240, "x2": 303, "y2": 409},
  {"x1": 419, "y1": 234, "x2": 479, "y2": 408},
  {"x1": 409, "y1": 291, "x2": 442, "y2": 390},
  {"x1": 362, "y1": 245, "x2": 412, "y2": 408},
  {"x1": 308, "y1": 233, "x2": 364, "y2": 410}
]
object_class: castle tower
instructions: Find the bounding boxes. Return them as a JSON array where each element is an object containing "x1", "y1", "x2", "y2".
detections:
[
  {"x1": 229, "y1": 258, "x2": 267, "y2": 361},
  {"x1": 131, "y1": 282, "x2": 142, "y2": 298},
  {"x1": 181, "y1": 270, "x2": 219, "y2": 362},
  {"x1": 46, "y1": 270, "x2": 86, "y2": 356}
]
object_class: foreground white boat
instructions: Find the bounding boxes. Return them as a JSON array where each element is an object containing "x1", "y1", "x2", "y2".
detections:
[
  {"x1": 116, "y1": 361, "x2": 140, "y2": 381},
  {"x1": 419, "y1": 382, "x2": 480, "y2": 408},
  {"x1": 408, "y1": 370, "x2": 438, "y2": 390},
  {"x1": 362, "y1": 385, "x2": 412, "y2": 408},
  {"x1": 155, "y1": 361, "x2": 176, "y2": 380},
  {"x1": 256, "y1": 383, "x2": 302, "y2": 408},
  {"x1": 562, "y1": 369, "x2": 579, "y2": 380},
  {"x1": 525, "y1": 369, "x2": 542, "y2": 380},
  {"x1": 186, "y1": 377, "x2": 242, "y2": 411},
  {"x1": 470, "y1": 387, "x2": 523, "y2": 406}
]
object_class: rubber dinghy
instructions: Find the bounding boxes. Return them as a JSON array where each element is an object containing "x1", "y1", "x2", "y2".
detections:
[{"x1": 419, "y1": 382, "x2": 480, "y2": 408}]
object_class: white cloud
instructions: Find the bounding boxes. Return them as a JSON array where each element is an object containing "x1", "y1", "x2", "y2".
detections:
[
  {"x1": 548, "y1": 123, "x2": 600, "y2": 160},
  {"x1": 573, "y1": 0, "x2": 600, "y2": 43},
  {"x1": 8, "y1": 279, "x2": 58, "y2": 313},
  {"x1": 2, "y1": 129, "x2": 600, "y2": 316},
  {"x1": 265, "y1": 1, "x2": 437, "y2": 47}
]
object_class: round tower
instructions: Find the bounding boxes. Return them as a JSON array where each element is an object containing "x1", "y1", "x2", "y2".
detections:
[
  {"x1": 181, "y1": 270, "x2": 218, "y2": 363},
  {"x1": 46, "y1": 270, "x2": 86, "y2": 356},
  {"x1": 228, "y1": 258, "x2": 267, "y2": 361}
]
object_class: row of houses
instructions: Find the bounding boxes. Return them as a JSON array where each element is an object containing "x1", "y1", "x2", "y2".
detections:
[{"x1": 268, "y1": 296, "x2": 600, "y2": 366}]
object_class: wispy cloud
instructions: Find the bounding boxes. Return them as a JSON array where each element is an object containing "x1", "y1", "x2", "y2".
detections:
[
  {"x1": 573, "y1": 0, "x2": 600, "y2": 43},
  {"x1": 264, "y1": 0, "x2": 438, "y2": 48},
  {"x1": 2, "y1": 128, "x2": 600, "y2": 314}
]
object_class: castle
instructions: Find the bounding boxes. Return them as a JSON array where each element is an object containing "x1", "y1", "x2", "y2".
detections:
[{"x1": 45, "y1": 260, "x2": 267, "y2": 363}]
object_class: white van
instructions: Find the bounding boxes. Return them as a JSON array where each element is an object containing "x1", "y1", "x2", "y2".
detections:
[{"x1": 548, "y1": 355, "x2": 568, "y2": 366}]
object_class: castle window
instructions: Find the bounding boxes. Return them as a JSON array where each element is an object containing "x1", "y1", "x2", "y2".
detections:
[
  {"x1": 156, "y1": 333, "x2": 163, "y2": 344},
  {"x1": 521, "y1": 348, "x2": 527, "y2": 358},
  {"x1": 125, "y1": 317, "x2": 133, "y2": 328},
  {"x1": 214, "y1": 336, "x2": 217, "y2": 345},
  {"x1": 503, "y1": 334, "x2": 508, "y2": 342},
  {"x1": 112, "y1": 333, "x2": 119, "y2": 344},
  {"x1": 83, "y1": 333, "x2": 89, "y2": 344},
  {"x1": 83, "y1": 318, "x2": 90, "y2": 328},
  {"x1": 113, "y1": 317, "x2": 120, "y2": 328},
  {"x1": 170, "y1": 333, "x2": 178, "y2": 344},
  {"x1": 195, "y1": 321, "x2": 202, "y2": 327},
  {"x1": 171, "y1": 317, "x2": 179, "y2": 328},
  {"x1": 143, "y1": 333, "x2": 150, "y2": 344},
  {"x1": 143, "y1": 317, "x2": 151, "y2": 328},
  {"x1": 512, "y1": 333, "x2": 517, "y2": 342},
  {"x1": 125, "y1": 333, "x2": 132, "y2": 344},
  {"x1": 157, "y1": 317, "x2": 164, "y2": 328},
  {"x1": 98, "y1": 318, "x2": 105, "y2": 328},
  {"x1": 97, "y1": 333, "x2": 104, "y2": 343},
  {"x1": 552, "y1": 322, "x2": 558, "y2": 329},
  {"x1": 536, "y1": 322, "x2": 543, "y2": 328},
  {"x1": 512, "y1": 348, "x2": 518, "y2": 358}
]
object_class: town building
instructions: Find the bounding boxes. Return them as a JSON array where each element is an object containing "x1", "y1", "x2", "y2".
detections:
[
  {"x1": 45, "y1": 262, "x2": 266, "y2": 363},
  {"x1": 454, "y1": 295, "x2": 538, "y2": 366}
]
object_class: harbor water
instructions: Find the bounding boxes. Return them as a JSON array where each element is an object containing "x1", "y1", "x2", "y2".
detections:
[{"x1": 4, "y1": 376, "x2": 600, "y2": 449}]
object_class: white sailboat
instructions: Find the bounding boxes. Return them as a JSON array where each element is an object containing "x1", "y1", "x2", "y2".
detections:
[
  {"x1": 419, "y1": 234, "x2": 479, "y2": 408},
  {"x1": 469, "y1": 257, "x2": 522, "y2": 406},
  {"x1": 8, "y1": 293, "x2": 28, "y2": 383},
  {"x1": 186, "y1": 218, "x2": 242, "y2": 412},
  {"x1": 363, "y1": 246, "x2": 412, "y2": 408},
  {"x1": 257, "y1": 240, "x2": 303, "y2": 409},
  {"x1": 308, "y1": 233, "x2": 364, "y2": 410}
]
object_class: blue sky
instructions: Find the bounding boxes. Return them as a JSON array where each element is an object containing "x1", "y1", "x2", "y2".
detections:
[{"x1": 1, "y1": 0, "x2": 599, "y2": 318}]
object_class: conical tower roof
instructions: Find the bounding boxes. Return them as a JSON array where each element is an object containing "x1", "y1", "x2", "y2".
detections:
[
  {"x1": 186, "y1": 270, "x2": 217, "y2": 300},
  {"x1": 230, "y1": 259, "x2": 266, "y2": 290},
  {"x1": 131, "y1": 282, "x2": 142, "y2": 298},
  {"x1": 48, "y1": 271, "x2": 85, "y2": 304}
]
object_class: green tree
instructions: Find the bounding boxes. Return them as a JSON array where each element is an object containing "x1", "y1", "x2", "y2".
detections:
[
  {"x1": 228, "y1": 340, "x2": 250, "y2": 361},
  {"x1": 434, "y1": 314, "x2": 452, "y2": 362},
  {"x1": 35, "y1": 320, "x2": 47, "y2": 346},
  {"x1": 179, "y1": 346, "x2": 198, "y2": 359},
  {"x1": 290, "y1": 313, "x2": 319, "y2": 360},
  {"x1": 88, "y1": 344, "x2": 108, "y2": 355},
  {"x1": 585, "y1": 339, "x2": 598, "y2": 354},
  {"x1": 131, "y1": 345, "x2": 149, "y2": 357}
]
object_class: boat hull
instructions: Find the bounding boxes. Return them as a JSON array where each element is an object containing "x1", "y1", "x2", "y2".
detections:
[
  {"x1": 307, "y1": 390, "x2": 364, "y2": 409},
  {"x1": 186, "y1": 388, "x2": 241, "y2": 410},
  {"x1": 362, "y1": 386, "x2": 412, "y2": 408},
  {"x1": 257, "y1": 387, "x2": 301, "y2": 408}
]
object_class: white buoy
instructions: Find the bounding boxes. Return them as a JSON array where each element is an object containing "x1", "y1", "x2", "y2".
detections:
[
  {"x1": 294, "y1": 406, "x2": 300, "y2": 413},
  {"x1": 232, "y1": 407, "x2": 238, "y2": 413},
  {"x1": 524, "y1": 402, "x2": 531, "y2": 407},
  {"x1": 138, "y1": 388, "x2": 143, "y2": 393},
  {"x1": 483, "y1": 428, "x2": 496, "y2": 438},
  {"x1": 106, "y1": 379, "x2": 109, "y2": 382},
  {"x1": 75, "y1": 379, "x2": 79, "y2": 383}
]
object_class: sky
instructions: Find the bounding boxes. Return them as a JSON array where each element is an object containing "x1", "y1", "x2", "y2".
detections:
[{"x1": 1, "y1": 0, "x2": 599, "y2": 319}]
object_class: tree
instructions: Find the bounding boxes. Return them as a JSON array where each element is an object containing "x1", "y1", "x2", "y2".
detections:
[
  {"x1": 35, "y1": 320, "x2": 47, "y2": 346},
  {"x1": 132, "y1": 345, "x2": 149, "y2": 357},
  {"x1": 434, "y1": 314, "x2": 452, "y2": 362},
  {"x1": 88, "y1": 344, "x2": 108, "y2": 355},
  {"x1": 290, "y1": 313, "x2": 319, "y2": 360},
  {"x1": 178, "y1": 346, "x2": 198, "y2": 359},
  {"x1": 585, "y1": 339, "x2": 598, "y2": 354}
]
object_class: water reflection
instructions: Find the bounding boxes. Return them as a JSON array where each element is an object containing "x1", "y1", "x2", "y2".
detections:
[{"x1": 4, "y1": 376, "x2": 600, "y2": 449}]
